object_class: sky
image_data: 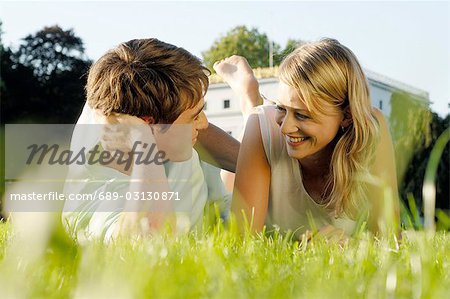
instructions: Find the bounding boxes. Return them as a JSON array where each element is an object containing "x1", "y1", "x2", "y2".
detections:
[{"x1": 1, "y1": 0, "x2": 449, "y2": 116}]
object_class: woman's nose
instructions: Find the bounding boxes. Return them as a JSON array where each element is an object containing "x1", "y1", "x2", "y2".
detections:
[{"x1": 280, "y1": 114, "x2": 298, "y2": 135}]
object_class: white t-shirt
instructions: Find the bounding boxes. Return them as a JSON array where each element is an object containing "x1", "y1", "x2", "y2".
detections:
[{"x1": 62, "y1": 149, "x2": 231, "y2": 242}]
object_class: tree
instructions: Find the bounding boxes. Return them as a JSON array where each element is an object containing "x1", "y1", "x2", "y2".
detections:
[
  {"x1": 400, "y1": 112, "x2": 449, "y2": 213},
  {"x1": 1, "y1": 46, "x2": 40, "y2": 123},
  {"x1": 202, "y1": 25, "x2": 281, "y2": 71},
  {"x1": 3, "y1": 25, "x2": 92, "y2": 123},
  {"x1": 0, "y1": 20, "x2": 5, "y2": 219},
  {"x1": 389, "y1": 91, "x2": 433, "y2": 185},
  {"x1": 273, "y1": 38, "x2": 306, "y2": 65},
  {"x1": 0, "y1": 20, "x2": 4, "y2": 89},
  {"x1": 388, "y1": 89, "x2": 449, "y2": 216},
  {"x1": 202, "y1": 26, "x2": 307, "y2": 71},
  {"x1": 13, "y1": 25, "x2": 89, "y2": 82}
]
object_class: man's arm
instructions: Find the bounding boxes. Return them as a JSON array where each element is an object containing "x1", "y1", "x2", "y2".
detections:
[{"x1": 194, "y1": 123, "x2": 240, "y2": 173}]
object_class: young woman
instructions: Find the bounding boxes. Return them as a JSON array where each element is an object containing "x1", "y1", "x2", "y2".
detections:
[{"x1": 214, "y1": 38, "x2": 400, "y2": 239}]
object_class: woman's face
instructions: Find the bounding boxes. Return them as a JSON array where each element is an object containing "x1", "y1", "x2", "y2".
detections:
[{"x1": 275, "y1": 82, "x2": 344, "y2": 161}]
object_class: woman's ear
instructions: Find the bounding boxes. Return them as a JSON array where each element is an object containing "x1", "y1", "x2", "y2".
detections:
[
  {"x1": 341, "y1": 106, "x2": 353, "y2": 128},
  {"x1": 141, "y1": 116, "x2": 155, "y2": 124}
]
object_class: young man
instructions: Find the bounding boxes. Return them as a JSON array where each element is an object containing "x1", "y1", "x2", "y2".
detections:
[{"x1": 63, "y1": 39, "x2": 236, "y2": 241}]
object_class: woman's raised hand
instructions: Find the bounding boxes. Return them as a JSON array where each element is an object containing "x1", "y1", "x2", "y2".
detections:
[{"x1": 213, "y1": 55, "x2": 263, "y2": 115}]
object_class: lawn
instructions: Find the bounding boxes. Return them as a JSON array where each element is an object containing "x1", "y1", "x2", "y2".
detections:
[
  {"x1": 0, "y1": 129, "x2": 448, "y2": 299},
  {"x1": 0, "y1": 216, "x2": 449, "y2": 299}
]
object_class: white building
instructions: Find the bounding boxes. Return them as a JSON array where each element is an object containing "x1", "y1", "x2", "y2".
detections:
[{"x1": 204, "y1": 69, "x2": 429, "y2": 138}]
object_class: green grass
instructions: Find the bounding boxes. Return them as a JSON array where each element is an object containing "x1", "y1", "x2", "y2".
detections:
[
  {"x1": 0, "y1": 127, "x2": 448, "y2": 299},
  {"x1": 0, "y1": 217, "x2": 449, "y2": 299}
]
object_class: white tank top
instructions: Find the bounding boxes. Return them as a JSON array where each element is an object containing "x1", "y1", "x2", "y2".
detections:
[{"x1": 257, "y1": 105, "x2": 356, "y2": 237}]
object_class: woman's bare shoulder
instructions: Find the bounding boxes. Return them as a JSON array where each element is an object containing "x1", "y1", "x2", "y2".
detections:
[{"x1": 371, "y1": 107, "x2": 387, "y2": 126}]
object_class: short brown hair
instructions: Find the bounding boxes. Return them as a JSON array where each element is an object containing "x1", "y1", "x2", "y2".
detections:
[{"x1": 86, "y1": 38, "x2": 209, "y2": 123}]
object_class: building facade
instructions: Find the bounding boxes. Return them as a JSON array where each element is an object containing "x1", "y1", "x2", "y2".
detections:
[{"x1": 204, "y1": 69, "x2": 429, "y2": 138}]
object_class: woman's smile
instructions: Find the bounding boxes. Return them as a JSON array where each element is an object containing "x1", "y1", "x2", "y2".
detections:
[{"x1": 285, "y1": 135, "x2": 310, "y2": 147}]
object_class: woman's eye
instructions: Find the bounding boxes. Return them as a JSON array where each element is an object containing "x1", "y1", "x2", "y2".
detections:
[
  {"x1": 295, "y1": 112, "x2": 309, "y2": 120},
  {"x1": 275, "y1": 105, "x2": 286, "y2": 112}
]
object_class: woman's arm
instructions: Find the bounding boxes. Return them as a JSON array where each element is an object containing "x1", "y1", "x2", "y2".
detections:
[
  {"x1": 367, "y1": 108, "x2": 400, "y2": 235},
  {"x1": 232, "y1": 113, "x2": 271, "y2": 232},
  {"x1": 211, "y1": 55, "x2": 265, "y2": 192},
  {"x1": 195, "y1": 55, "x2": 263, "y2": 174}
]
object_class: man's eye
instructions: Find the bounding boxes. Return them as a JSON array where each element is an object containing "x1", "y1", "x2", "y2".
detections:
[{"x1": 275, "y1": 105, "x2": 286, "y2": 112}]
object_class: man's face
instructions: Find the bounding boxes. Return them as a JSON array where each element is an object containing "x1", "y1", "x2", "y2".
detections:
[{"x1": 172, "y1": 98, "x2": 208, "y2": 145}]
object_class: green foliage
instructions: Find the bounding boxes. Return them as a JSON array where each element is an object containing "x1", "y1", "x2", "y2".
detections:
[
  {"x1": 273, "y1": 38, "x2": 306, "y2": 65},
  {"x1": 202, "y1": 25, "x2": 277, "y2": 71},
  {"x1": 202, "y1": 26, "x2": 307, "y2": 71},
  {"x1": 0, "y1": 20, "x2": 6, "y2": 94},
  {"x1": 389, "y1": 91, "x2": 432, "y2": 183},
  {"x1": 1, "y1": 25, "x2": 92, "y2": 124},
  {"x1": 13, "y1": 25, "x2": 88, "y2": 81},
  {"x1": 389, "y1": 91, "x2": 449, "y2": 219},
  {"x1": 399, "y1": 112, "x2": 449, "y2": 214}
]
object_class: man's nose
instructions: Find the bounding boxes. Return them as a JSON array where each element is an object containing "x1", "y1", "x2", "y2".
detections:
[{"x1": 196, "y1": 111, "x2": 209, "y2": 130}]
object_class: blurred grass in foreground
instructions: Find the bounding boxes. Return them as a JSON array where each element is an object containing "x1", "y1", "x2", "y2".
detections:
[
  {"x1": 423, "y1": 128, "x2": 450, "y2": 231},
  {"x1": 0, "y1": 214, "x2": 449, "y2": 299}
]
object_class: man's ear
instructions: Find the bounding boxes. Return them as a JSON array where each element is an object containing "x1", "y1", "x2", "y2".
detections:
[
  {"x1": 142, "y1": 116, "x2": 155, "y2": 124},
  {"x1": 341, "y1": 106, "x2": 353, "y2": 128}
]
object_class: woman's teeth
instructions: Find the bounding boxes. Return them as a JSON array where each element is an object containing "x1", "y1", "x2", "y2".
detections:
[{"x1": 288, "y1": 136, "x2": 308, "y2": 143}]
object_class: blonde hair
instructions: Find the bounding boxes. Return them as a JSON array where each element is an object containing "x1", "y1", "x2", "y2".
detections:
[
  {"x1": 86, "y1": 39, "x2": 209, "y2": 123},
  {"x1": 279, "y1": 38, "x2": 380, "y2": 218}
]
